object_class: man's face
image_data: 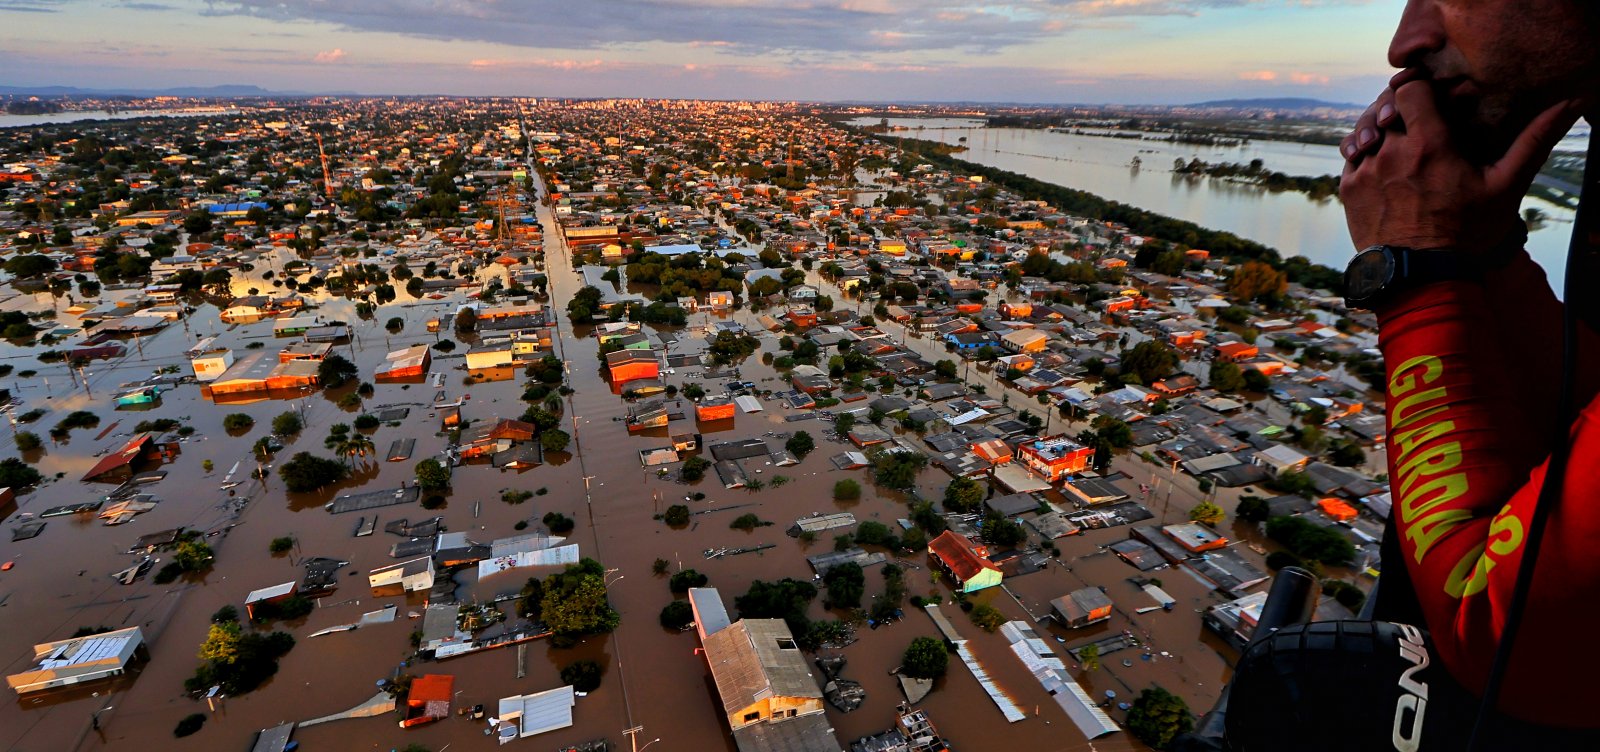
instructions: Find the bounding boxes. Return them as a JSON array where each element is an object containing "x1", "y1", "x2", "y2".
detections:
[{"x1": 1389, "y1": 0, "x2": 1598, "y2": 161}]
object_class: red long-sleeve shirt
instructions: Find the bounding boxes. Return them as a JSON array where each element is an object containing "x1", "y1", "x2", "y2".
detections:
[{"x1": 1378, "y1": 249, "x2": 1600, "y2": 726}]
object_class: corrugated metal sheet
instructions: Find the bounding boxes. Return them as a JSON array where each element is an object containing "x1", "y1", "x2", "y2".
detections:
[
  {"x1": 689, "y1": 587, "x2": 732, "y2": 639},
  {"x1": 1001, "y1": 621, "x2": 1119, "y2": 739},
  {"x1": 954, "y1": 644, "x2": 1026, "y2": 723},
  {"x1": 735, "y1": 395, "x2": 764, "y2": 413},
  {"x1": 476, "y1": 544, "x2": 581, "y2": 578},
  {"x1": 497, "y1": 685, "x2": 575, "y2": 741},
  {"x1": 922, "y1": 605, "x2": 1024, "y2": 722},
  {"x1": 489, "y1": 533, "x2": 564, "y2": 558}
]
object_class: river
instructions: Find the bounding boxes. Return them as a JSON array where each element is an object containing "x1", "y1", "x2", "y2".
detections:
[
  {"x1": 0, "y1": 109, "x2": 236, "y2": 129},
  {"x1": 854, "y1": 117, "x2": 1580, "y2": 292}
]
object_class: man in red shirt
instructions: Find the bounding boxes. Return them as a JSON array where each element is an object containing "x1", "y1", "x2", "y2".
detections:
[{"x1": 1339, "y1": 0, "x2": 1597, "y2": 730}]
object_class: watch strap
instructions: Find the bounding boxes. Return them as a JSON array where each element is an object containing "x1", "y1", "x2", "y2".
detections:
[
  {"x1": 1393, "y1": 219, "x2": 1528, "y2": 287},
  {"x1": 1393, "y1": 247, "x2": 1478, "y2": 285}
]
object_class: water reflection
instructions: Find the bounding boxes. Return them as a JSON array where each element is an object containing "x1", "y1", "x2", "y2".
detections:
[{"x1": 857, "y1": 117, "x2": 1577, "y2": 292}]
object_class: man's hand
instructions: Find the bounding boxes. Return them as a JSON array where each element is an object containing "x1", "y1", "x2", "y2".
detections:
[
  {"x1": 1340, "y1": 69, "x2": 1426, "y2": 162},
  {"x1": 1341, "y1": 80, "x2": 1579, "y2": 253}
]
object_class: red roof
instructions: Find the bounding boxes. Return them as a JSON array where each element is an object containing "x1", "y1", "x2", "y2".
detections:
[
  {"x1": 408, "y1": 674, "x2": 455, "y2": 704},
  {"x1": 927, "y1": 531, "x2": 998, "y2": 583},
  {"x1": 81, "y1": 433, "x2": 153, "y2": 481}
]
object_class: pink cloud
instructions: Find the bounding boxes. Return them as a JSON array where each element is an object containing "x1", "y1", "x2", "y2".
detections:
[
  {"x1": 1238, "y1": 70, "x2": 1278, "y2": 81},
  {"x1": 313, "y1": 48, "x2": 345, "y2": 63},
  {"x1": 1290, "y1": 71, "x2": 1330, "y2": 85},
  {"x1": 469, "y1": 58, "x2": 611, "y2": 71}
]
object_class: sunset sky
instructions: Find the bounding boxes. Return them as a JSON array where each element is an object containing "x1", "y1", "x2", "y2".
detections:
[{"x1": 2, "y1": 1, "x2": 1402, "y2": 104}]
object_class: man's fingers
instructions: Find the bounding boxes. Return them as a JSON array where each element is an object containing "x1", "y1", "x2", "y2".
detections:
[
  {"x1": 1374, "y1": 88, "x2": 1400, "y2": 129},
  {"x1": 1345, "y1": 89, "x2": 1399, "y2": 162},
  {"x1": 1391, "y1": 80, "x2": 1448, "y2": 142},
  {"x1": 1488, "y1": 99, "x2": 1583, "y2": 196}
]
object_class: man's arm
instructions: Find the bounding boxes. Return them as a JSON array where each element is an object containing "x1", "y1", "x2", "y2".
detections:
[
  {"x1": 1345, "y1": 81, "x2": 1592, "y2": 724},
  {"x1": 1378, "y1": 278, "x2": 1600, "y2": 725}
]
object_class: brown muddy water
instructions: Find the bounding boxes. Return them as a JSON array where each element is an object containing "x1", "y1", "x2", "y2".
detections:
[{"x1": 0, "y1": 200, "x2": 1288, "y2": 752}]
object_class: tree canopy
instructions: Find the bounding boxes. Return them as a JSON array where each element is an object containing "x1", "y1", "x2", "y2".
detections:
[
  {"x1": 1208, "y1": 360, "x2": 1245, "y2": 392},
  {"x1": 1266, "y1": 515, "x2": 1356, "y2": 566},
  {"x1": 4, "y1": 254, "x2": 57, "y2": 278},
  {"x1": 414, "y1": 458, "x2": 450, "y2": 491},
  {"x1": 822, "y1": 562, "x2": 865, "y2": 609},
  {"x1": 942, "y1": 476, "x2": 985, "y2": 513},
  {"x1": 277, "y1": 452, "x2": 347, "y2": 493},
  {"x1": 540, "y1": 558, "x2": 620, "y2": 637},
  {"x1": 1120, "y1": 340, "x2": 1179, "y2": 384},
  {"x1": 1189, "y1": 501, "x2": 1225, "y2": 526},
  {"x1": 1228, "y1": 260, "x2": 1288, "y2": 305},
  {"x1": 872, "y1": 451, "x2": 927, "y2": 490},
  {"x1": 735, "y1": 578, "x2": 817, "y2": 637},
  {"x1": 1127, "y1": 686, "x2": 1194, "y2": 750},
  {"x1": 317, "y1": 353, "x2": 358, "y2": 388},
  {"x1": 901, "y1": 636, "x2": 949, "y2": 679},
  {"x1": 785, "y1": 431, "x2": 815, "y2": 458}
]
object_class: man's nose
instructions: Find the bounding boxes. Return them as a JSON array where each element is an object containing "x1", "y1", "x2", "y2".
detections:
[{"x1": 1389, "y1": 0, "x2": 1447, "y2": 70}]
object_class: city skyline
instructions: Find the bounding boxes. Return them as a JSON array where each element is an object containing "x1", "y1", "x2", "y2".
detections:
[{"x1": 4, "y1": 0, "x2": 1398, "y2": 104}]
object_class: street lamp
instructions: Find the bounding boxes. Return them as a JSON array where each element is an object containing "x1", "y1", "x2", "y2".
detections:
[{"x1": 639, "y1": 739, "x2": 662, "y2": 752}]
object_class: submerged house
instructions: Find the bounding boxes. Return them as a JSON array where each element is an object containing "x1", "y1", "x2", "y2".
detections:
[
  {"x1": 687, "y1": 588, "x2": 839, "y2": 752},
  {"x1": 400, "y1": 674, "x2": 454, "y2": 728},
  {"x1": 368, "y1": 557, "x2": 435, "y2": 596},
  {"x1": 7, "y1": 627, "x2": 145, "y2": 695},
  {"x1": 376, "y1": 345, "x2": 431, "y2": 381},
  {"x1": 81, "y1": 433, "x2": 178, "y2": 483},
  {"x1": 927, "y1": 530, "x2": 1003, "y2": 593}
]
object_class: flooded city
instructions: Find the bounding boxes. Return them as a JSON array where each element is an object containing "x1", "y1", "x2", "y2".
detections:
[{"x1": 2, "y1": 98, "x2": 1401, "y2": 752}]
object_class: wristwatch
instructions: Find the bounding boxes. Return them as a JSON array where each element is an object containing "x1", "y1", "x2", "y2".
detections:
[
  {"x1": 1343, "y1": 246, "x2": 1477, "y2": 309},
  {"x1": 1343, "y1": 222, "x2": 1526, "y2": 310}
]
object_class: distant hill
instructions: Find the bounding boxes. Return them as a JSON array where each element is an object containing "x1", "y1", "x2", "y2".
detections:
[{"x1": 1187, "y1": 98, "x2": 1361, "y2": 111}]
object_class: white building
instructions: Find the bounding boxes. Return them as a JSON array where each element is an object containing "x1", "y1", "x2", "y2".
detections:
[{"x1": 190, "y1": 346, "x2": 234, "y2": 382}]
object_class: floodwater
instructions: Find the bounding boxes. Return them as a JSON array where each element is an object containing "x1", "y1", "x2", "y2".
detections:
[
  {"x1": 0, "y1": 170, "x2": 1276, "y2": 752},
  {"x1": 0, "y1": 110, "x2": 234, "y2": 129},
  {"x1": 855, "y1": 117, "x2": 1579, "y2": 292}
]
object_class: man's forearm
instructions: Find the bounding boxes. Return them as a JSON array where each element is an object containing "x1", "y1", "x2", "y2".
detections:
[{"x1": 1378, "y1": 278, "x2": 1600, "y2": 723}]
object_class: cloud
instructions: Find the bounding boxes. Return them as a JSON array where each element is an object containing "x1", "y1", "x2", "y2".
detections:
[
  {"x1": 205, "y1": 0, "x2": 1360, "y2": 57},
  {"x1": 468, "y1": 58, "x2": 612, "y2": 71},
  {"x1": 1239, "y1": 69, "x2": 1331, "y2": 85},
  {"x1": 313, "y1": 48, "x2": 346, "y2": 63},
  {"x1": 0, "y1": 0, "x2": 64, "y2": 12}
]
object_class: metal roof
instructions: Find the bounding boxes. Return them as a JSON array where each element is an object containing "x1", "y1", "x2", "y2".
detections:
[
  {"x1": 689, "y1": 587, "x2": 732, "y2": 639},
  {"x1": 497, "y1": 685, "x2": 576, "y2": 739},
  {"x1": 244, "y1": 581, "x2": 297, "y2": 603},
  {"x1": 250, "y1": 723, "x2": 296, "y2": 752}
]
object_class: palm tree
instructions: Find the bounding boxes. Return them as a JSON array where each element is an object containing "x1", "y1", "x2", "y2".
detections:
[
  {"x1": 1080, "y1": 644, "x2": 1101, "y2": 673},
  {"x1": 331, "y1": 437, "x2": 350, "y2": 465},
  {"x1": 344, "y1": 436, "x2": 375, "y2": 468}
]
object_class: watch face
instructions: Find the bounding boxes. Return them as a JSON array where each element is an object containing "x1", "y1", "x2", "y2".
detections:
[{"x1": 1345, "y1": 247, "x2": 1395, "y2": 303}]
